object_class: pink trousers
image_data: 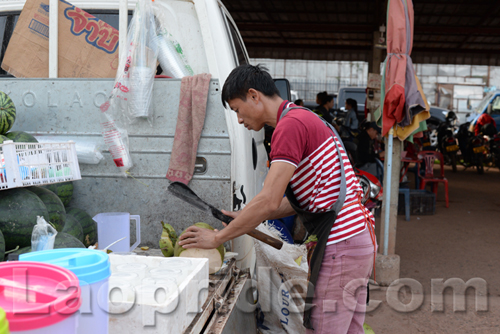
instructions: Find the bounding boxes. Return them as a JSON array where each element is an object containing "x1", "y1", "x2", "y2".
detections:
[{"x1": 306, "y1": 228, "x2": 376, "y2": 334}]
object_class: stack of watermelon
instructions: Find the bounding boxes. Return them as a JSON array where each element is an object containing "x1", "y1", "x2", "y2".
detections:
[
  {"x1": 0, "y1": 91, "x2": 99, "y2": 260},
  {"x1": 0, "y1": 184, "x2": 98, "y2": 260},
  {"x1": 1, "y1": 90, "x2": 43, "y2": 187},
  {"x1": 0, "y1": 91, "x2": 38, "y2": 143}
]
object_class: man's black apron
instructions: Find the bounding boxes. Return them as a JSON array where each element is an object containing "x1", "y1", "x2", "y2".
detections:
[{"x1": 279, "y1": 106, "x2": 347, "y2": 330}]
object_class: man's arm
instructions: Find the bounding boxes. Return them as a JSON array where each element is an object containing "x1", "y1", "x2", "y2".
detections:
[
  {"x1": 267, "y1": 196, "x2": 296, "y2": 220},
  {"x1": 223, "y1": 195, "x2": 296, "y2": 221},
  {"x1": 178, "y1": 162, "x2": 296, "y2": 249}
]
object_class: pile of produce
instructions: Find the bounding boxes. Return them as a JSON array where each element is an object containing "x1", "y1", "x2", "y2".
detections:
[
  {"x1": 0, "y1": 90, "x2": 97, "y2": 260},
  {"x1": 0, "y1": 91, "x2": 16, "y2": 135},
  {"x1": 160, "y1": 221, "x2": 225, "y2": 274},
  {"x1": 0, "y1": 185, "x2": 96, "y2": 260}
]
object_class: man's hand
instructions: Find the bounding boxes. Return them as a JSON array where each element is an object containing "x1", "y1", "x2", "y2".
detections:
[
  {"x1": 221, "y1": 210, "x2": 240, "y2": 220},
  {"x1": 178, "y1": 226, "x2": 220, "y2": 249}
]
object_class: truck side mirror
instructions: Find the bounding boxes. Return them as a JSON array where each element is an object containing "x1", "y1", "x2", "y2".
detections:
[
  {"x1": 467, "y1": 97, "x2": 472, "y2": 110},
  {"x1": 273, "y1": 79, "x2": 291, "y2": 101}
]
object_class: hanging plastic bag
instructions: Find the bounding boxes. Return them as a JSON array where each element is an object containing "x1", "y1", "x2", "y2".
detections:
[
  {"x1": 31, "y1": 216, "x2": 57, "y2": 252},
  {"x1": 100, "y1": 0, "x2": 158, "y2": 175},
  {"x1": 254, "y1": 223, "x2": 309, "y2": 334},
  {"x1": 126, "y1": 0, "x2": 159, "y2": 123},
  {"x1": 154, "y1": 1, "x2": 193, "y2": 78}
]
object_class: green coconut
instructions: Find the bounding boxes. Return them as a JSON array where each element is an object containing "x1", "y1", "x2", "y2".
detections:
[
  {"x1": 174, "y1": 222, "x2": 225, "y2": 274},
  {"x1": 159, "y1": 221, "x2": 177, "y2": 257}
]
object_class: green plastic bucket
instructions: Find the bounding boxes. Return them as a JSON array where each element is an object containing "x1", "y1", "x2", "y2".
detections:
[{"x1": 0, "y1": 307, "x2": 9, "y2": 334}]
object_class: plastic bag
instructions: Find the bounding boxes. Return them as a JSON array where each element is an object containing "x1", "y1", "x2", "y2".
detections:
[
  {"x1": 154, "y1": 1, "x2": 193, "y2": 78},
  {"x1": 34, "y1": 136, "x2": 104, "y2": 165},
  {"x1": 156, "y1": 29, "x2": 193, "y2": 78},
  {"x1": 125, "y1": 0, "x2": 158, "y2": 122},
  {"x1": 254, "y1": 223, "x2": 309, "y2": 334},
  {"x1": 100, "y1": 0, "x2": 158, "y2": 175},
  {"x1": 155, "y1": 25, "x2": 193, "y2": 78},
  {"x1": 31, "y1": 216, "x2": 57, "y2": 252}
]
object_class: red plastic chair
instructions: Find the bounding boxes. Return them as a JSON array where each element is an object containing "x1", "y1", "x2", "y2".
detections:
[{"x1": 417, "y1": 151, "x2": 449, "y2": 208}]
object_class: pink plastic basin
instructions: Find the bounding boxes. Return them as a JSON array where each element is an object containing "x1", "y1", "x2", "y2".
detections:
[{"x1": 0, "y1": 262, "x2": 81, "y2": 332}]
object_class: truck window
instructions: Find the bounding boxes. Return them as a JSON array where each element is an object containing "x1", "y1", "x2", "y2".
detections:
[
  {"x1": 222, "y1": 12, "x2": 248, "y2": 66},
  {"x1": 228, "y1": 22, "x2": 247, "y2": 65},
  {"x1": 0, "y1": 14, "x2": 19, "y2": 76},
  {"x1": 0, "y1": 10, "x2": 132, "y2": 77},
  {"x1": 342, "y1": 91, "x2": 366, "y2": 106},
  {"x1": 492, "y1": 96, "x2": 500, "y2": 115}
]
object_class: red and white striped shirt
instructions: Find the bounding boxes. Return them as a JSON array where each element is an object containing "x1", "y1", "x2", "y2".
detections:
[{"x1": 270, "y1": 101, "x2": 374, "y2": 245}]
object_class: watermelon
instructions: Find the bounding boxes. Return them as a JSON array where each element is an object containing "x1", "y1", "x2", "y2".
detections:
[
  {"x1": 26, "y1": 187, "x2": 66, "y2": 232},
  {"x1": 43, "y1": 181, "x2": 74, "y2": 207},
  {"x1": 62, "y1": 214, "x2": 84, "y2": 242},
  {"x1": 0, "y1": 134, "x2": 9, "y2": 144},
  {"x1": 0, "y1": 188, "x2": 50, "y2": 250},
  {"x1": 66, "y1": 207, "x2": 97, "y2": 247},
  {"x1": 0, "y1": 91, "x2": 16, "y2": 135},
  {"x1": 0, "y1": 230, "x2": 5, "y2": 261},
  {"x1": 54, "y1": 232, "x2": 85, "y2": 249},
  {"x1": 5, "y1": 131, "x2": 38, "y2": 143}
]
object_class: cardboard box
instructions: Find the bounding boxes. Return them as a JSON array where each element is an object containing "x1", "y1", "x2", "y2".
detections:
[{"x1": 2, "y1": 0, "x2": 119, "y2": 78}]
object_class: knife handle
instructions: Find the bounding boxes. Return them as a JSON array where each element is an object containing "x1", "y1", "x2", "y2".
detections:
[
  {"x1": 247, "y1": 230, "x2": 284, "y2": 250},
  {"x1": 211, "y1": 207, "x2": 283, "y2": 250}
]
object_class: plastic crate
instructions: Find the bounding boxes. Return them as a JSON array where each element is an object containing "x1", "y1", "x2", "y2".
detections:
[
  {"x1": 0, "y1": 140, "x2": 81, "y2": 190},
  {"x1": 398, "y1": 189, "x2": 436, "y2": 215}
]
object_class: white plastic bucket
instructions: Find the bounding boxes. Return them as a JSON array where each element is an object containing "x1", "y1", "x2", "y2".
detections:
[{"x1": 20, "y1": 249, "x2": 111, "y2": 334}]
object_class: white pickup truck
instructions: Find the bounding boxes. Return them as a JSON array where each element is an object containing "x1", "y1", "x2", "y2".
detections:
[{"x1": 0, "y1": 1, "x2": 271, "y2": 332}]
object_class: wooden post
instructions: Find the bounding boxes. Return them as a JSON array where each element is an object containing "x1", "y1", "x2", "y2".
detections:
[
  {"x1": 380, "y1": 137, "x2": 402, "y2": 255},
  {"x1": 369, "y1": 31, "x2": 383, "y2": 74}
]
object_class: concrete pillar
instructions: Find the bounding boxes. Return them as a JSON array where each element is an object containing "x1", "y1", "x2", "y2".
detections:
[{"x1": 375, "y1": 253, "x2": 400, "y2": 286}]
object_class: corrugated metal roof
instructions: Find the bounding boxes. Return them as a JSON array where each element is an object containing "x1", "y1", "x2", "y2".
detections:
[{"x1": 222, "y1": 0, "x2": 500, "y2": 65}]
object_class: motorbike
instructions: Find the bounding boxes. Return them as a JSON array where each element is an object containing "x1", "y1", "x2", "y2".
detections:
[
  {"x1": 480, "y1": 123, "x2": 500, "y2": 170},
  {"x1": 488, "y1": 133, "x2": 500, "y2": 170},
  {"x1": 457, "y1": 122, "x2": 487, "y2": 174},
  {"x1": 437, "y1": 121, "x2": 459, "y2": 173},
  {"x1": 420, "y1": 130, "x2": 437, "y2": 151},
  {"x1": 355, "y1": 167, "x2": 383, "y2": 213}
]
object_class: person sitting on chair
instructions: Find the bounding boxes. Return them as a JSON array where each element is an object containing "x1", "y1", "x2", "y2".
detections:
[{"x1": 343, "y1": 98, "x2": 359, "y2": 132}]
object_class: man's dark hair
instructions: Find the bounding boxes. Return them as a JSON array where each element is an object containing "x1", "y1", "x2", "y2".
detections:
[
  {"x1": 294, "y1": 99, "x2": 304, "y2": 105},
  {"x1": 346, "y1": 98, "x2": 358, "y2": 112},
  {"x1": 321, "y1": 94, "x2": 334, "y2": 106},
  {"x1": 222, "y1": 64, "x2": 280, "y2": 108},
  {"x1": 317, "y1": 91, "x2": 328, "y2": 104}
]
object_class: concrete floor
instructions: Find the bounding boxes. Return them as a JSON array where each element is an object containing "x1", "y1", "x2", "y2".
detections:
[{"x1": 367, "y1": 164, "x2": 500, "y2": 333}]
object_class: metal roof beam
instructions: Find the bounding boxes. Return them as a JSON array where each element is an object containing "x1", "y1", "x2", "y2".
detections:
[
  {"x1": 245, "y1": 43, "x2": 371, "y2": 50},
  {"x1": 246, "y1": 43, "x2": 498, "y2": 55},
  {"x1": 237, "y1": 23, "x2": 500, "y2": 35}
]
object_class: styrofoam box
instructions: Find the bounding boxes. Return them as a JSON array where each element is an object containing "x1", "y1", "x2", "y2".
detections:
[{"x1": 108, "y1": 254, "x2": 209, "y2": 333}]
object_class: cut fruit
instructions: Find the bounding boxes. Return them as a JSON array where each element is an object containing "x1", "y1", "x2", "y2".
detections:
[{"x1": 174, "y1": 222, "x2": 225, "y2": 274}]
